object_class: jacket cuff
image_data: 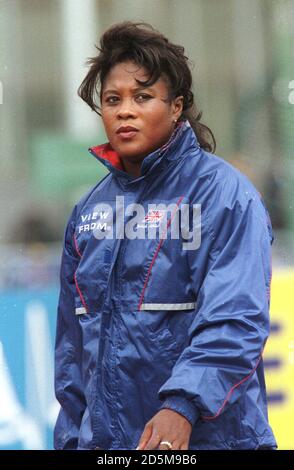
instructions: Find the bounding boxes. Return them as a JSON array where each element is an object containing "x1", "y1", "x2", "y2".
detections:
[{"x1": 160, "y1": 395, "x2": 199, "y2": 426}]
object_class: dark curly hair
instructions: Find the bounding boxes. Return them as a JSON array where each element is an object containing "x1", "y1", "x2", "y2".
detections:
[{"x1": 78, "y1": 21, "x2": 216, "y2": 153}]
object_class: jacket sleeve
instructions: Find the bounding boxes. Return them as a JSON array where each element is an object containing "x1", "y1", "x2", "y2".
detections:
[
  {"x1": 54, "y1": 206, "x2": 87, "y2": 449},
  {"x1": 158, "y1": 181, "x2": 273, "y2": 427}
]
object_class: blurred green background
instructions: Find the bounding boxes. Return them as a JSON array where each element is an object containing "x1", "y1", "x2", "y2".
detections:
[{"x1": 0, "y1": 0, "x2": 293, "y2": 450}]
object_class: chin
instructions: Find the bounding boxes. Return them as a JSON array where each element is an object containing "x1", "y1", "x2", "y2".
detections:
[{"x1": 118, "y1": 146, "x2": 147, "y2": 160}]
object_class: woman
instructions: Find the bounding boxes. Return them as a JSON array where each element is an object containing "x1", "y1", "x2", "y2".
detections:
[{"x1": 54, "y1": 21, "x2": 277, "y2": 450}]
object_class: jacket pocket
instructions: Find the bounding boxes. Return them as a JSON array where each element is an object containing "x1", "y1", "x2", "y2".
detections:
[{"x1": 138, "y1": 302, "x2": 195, "y2": 354}]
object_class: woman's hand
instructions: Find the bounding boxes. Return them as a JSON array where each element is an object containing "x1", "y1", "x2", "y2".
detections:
[{"x1": 136, "y1": 408, "x2": 192, "y2": 451}]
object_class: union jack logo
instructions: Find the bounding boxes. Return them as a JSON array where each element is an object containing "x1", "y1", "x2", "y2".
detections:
[{"x1": 144, "y1": 210, "x2": 165, "y2": 223}]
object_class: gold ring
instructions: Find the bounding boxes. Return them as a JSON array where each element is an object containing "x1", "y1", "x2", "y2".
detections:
[{"x1": 159, "y1": 440, "x2": 173, "y2": 450}]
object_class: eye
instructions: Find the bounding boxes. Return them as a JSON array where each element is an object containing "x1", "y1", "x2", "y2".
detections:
[
  {"x1": 104, "y1": 94, "x2": 152, "y2": 105},
  {"x1": 136, "y1": 94, "x2": 152, "y2": 101},
  {"x1": 105, "y1": 96, "x2": 119, "y2": 104}
]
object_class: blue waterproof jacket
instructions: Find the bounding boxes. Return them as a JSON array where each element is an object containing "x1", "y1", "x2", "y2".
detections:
[{"x1": 54, "y1": 119, "x2": 277, "y2": 450}]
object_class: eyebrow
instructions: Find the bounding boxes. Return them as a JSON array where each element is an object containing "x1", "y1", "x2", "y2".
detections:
[{"x1": 102, "y1": 86, "x2": 153, "y2": 97}]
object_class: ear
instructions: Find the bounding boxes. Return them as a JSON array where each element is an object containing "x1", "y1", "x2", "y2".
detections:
[{"x1": 173, "y1": 95, "x2": 184, "y2": 120}]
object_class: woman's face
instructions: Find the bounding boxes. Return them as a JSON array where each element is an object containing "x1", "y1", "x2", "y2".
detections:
[{"x1": 100, "y1": 60, "x2": 183, "y2": 174}]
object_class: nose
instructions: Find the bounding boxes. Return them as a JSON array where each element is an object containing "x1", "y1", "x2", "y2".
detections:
[{"x1": 117, "y1": 98, "x2": 137, "y2": 119}]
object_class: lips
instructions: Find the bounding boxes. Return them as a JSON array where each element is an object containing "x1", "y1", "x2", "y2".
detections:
[
  {"x1": 116, "y1": 125, "x2": 139, "y2": 134},
  {"x1": 116, "y1": 126, "x2": 139, "y2": 140}
]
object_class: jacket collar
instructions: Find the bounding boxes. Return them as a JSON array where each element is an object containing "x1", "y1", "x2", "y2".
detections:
[{"x1": 88, "y1": 119, "x2": 199, "y2": 185}]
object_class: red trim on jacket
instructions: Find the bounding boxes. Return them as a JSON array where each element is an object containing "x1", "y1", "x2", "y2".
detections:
[
  {"x1": 202, "y1": 352, "x2": 263, "y2": 421},
  {"x1": 90, "y1": 143, "x2": 125, "y2": 171},
  {"x1": 74, "y1": 271, "x2": 89, "y2": 314}
]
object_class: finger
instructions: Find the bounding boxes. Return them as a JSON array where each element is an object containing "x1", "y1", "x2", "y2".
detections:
[
  {"x1": 171, "y1": 440, "x2": 183, "y2": 451},
  {"x1": 180, "y1": 441, "x2": 189, "y2": 450},
  {"x1": 145, "y1": 429, "x2": 162, "y2": 450},
  {"x1": 136, "y1": 423, "x2": 153, "y2": 450}
]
